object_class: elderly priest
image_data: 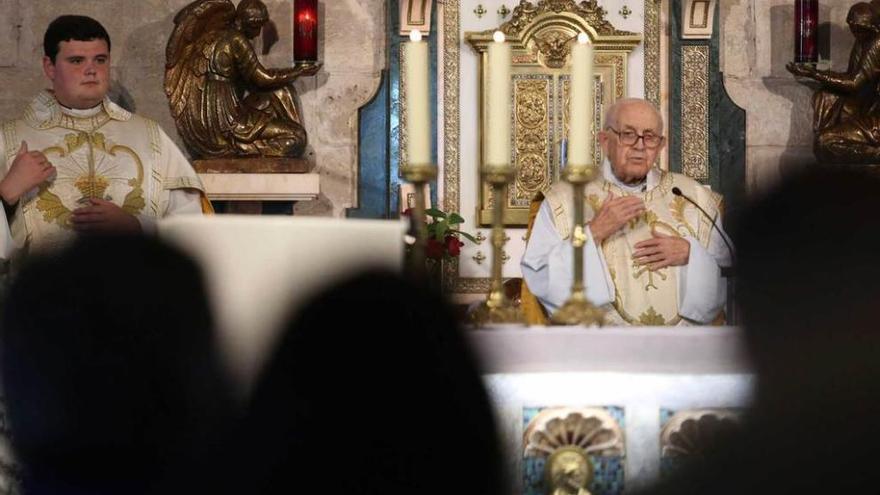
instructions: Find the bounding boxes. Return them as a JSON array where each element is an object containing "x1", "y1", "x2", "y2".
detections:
[{"x1": 521, "y1": 98, "x2": 732, "y2": 326}]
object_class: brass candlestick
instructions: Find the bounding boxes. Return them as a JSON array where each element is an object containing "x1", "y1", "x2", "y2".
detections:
[
  {"x1": 401, "y1": 163, "x2": 437, "y2": 280},
  {"x1": 471, "y1": 165, "x2": 525, "y2": 327},
  {"x1": 551, "y1": 164, "x2": 605, "y2": 326}
]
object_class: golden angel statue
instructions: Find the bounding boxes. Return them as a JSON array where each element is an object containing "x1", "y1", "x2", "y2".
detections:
[
  {"x1": 787, "y1": 1, "x2": 880, "y2": 163},
  {"x1": 165, "y1": 0, "x2": 320, "y2": 159}
]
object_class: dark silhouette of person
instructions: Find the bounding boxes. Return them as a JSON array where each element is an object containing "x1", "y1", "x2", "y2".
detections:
[
  {"x1": 635, "y1": 166, "x2": 880, "y2": 494},
  {"x1": 0, "y1": 235, "x2": 235, "y2": 495},
  {"x1": 231, "y1": 270, "x2": 507, "y2": 495}
]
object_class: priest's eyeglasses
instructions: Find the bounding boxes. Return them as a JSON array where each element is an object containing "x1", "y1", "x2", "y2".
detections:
[{"x1": 606, "y1": 127, "x2": 665, "y2": 149}]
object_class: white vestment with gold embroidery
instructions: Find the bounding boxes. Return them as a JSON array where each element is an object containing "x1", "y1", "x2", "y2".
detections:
[
  {"x1": 0, "y1": 91, "x2": 205, "y2": 258},
  {"x1": 521, "y1": 160, "x2": 732, "y2": 325}
]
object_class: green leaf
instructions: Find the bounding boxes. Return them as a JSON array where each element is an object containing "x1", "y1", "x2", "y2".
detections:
[
  {"x1": 448, "y1": 213, "x2": 465, "y2": 225},
  {"x1": 456, "y1": 231, "x2": 477, "y2": 243},
  {"x1": 434, "y1": 221, "x2": 449, "y2": 240},
  {"x1": 425, "y1": 208, "x2": 446, "y2": 219}
]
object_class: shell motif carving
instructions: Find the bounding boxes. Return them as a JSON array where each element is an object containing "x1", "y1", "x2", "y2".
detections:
[
  {"x1": 661, "y1": 409, "x2": 743, "y2": 459},
  {"x1": 524, "y1": 407, "x2": 625, "y2": 458}
]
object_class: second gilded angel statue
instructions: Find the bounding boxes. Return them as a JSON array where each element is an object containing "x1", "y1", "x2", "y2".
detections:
[{"x1": 165, "y1": 0, "x2": 320, "y2": 159}]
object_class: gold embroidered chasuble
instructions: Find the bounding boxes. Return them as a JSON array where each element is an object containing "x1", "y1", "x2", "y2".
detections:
[
  {"x1": 543, "y1": 169, "x2": 723, "y2": 326},
  {"x1": 0, "y1": 91, "x2": 205, "y2": 253}
]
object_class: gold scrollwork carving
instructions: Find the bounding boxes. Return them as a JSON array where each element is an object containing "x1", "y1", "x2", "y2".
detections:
[
  {"x1": 501, "y1": 0, "x2": 635, "y2": 37},
  {"x1": 442, "y1": 0, "x2": 461, "y2": 290},
  {"x1": 681, "y1": 45, "x2": 709, "y2": 181},
  {"x1": 515, "y1": 78, "x2": 550, "y2": 202},
  {"x1": 595, "y1": 54, "x2": 626, "y2": 100},
  {"x1": 516, "y1": 80, "x2": 549, "y2": 129},
  {"x1": 644, "y1": 0, "x2": 661, "y2": 107},
  {"x1": 398, "y1": 43, "x2": 409, "y2": 176}
]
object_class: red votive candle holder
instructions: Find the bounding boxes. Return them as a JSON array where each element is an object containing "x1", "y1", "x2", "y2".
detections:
[
  {"x1": 795, "y1": 0, "x2": 818, "y2": 64},
  {"x1": 294, "y1": 0, "x2": 318, "y2": 62}
]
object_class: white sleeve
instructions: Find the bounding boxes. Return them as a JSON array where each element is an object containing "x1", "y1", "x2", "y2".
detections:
[
  {"x1": 521, "y1": 201, "x2": 614, "y2": 314},
  {"x1": 136, "y1": 189, "x2": 204, "y2": 234},
  {"x1": 0, "y1": 136, "x2": 13, "y2": 261},
  {"x1": 0, "y1": 205, "x2": 14, "y2": 261},
  {"x1": 677, "y1": 219, "x2": 733, "y2": 323}
]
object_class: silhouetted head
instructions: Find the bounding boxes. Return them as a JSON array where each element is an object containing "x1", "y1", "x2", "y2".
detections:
[
  {"x1": 236, "y1": 270, "x2": 506, "y2": 495},
  {"x1": 633, "y1": 165, "x2": 880, "y2": 495},
  {"x1": 1, "y1": 235, "x2": 233, "y2": 495},
  {"x1": 734, "y1": 166, "x2": 880, "y2": 409}
]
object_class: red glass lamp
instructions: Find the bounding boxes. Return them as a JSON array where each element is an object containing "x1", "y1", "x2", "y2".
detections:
[
  {"x1": 293, "y1": 0, "x2": 318, "y2": 63},
  {"x1": 795, "y1": 0, "x2": 819, "y2": 64}
]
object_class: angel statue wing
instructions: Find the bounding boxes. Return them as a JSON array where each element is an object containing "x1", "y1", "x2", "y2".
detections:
[{"x1": 164, "y1": 0, "x2": 236, "y2": 151}]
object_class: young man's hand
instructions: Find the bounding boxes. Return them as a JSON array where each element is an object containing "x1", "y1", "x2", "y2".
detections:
[
  {"x1": 0, "y1": 141, "x2": 56, "y2": 204},
  {"x1": 71, "y1": 198, "x2": 141, "y2": 234}
]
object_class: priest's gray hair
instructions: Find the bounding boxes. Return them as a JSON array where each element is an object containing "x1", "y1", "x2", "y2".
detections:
[{"x1": 603, "y1": 97, "x2": 664, "y2": 132}]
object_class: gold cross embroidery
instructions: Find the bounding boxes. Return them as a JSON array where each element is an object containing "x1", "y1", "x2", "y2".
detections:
[{"x1": 633, "y1": 261, "x2": 667, "y2": 291}]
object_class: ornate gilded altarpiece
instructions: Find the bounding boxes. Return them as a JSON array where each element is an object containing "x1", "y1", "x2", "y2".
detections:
[
  {"x1": 439, "y1": 0, "x2": 665, "y2": 295},
  {"x1": 466, "y1": 2, "x2": 640, "y2": 226}
]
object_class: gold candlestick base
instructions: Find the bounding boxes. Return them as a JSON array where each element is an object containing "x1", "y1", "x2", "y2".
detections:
[
  {"x1": 470, "y1": 288, "x2": 524, "y2": 327},
  {"x1": 551, "y1": 289, "x2": 605, "y2": 326}
]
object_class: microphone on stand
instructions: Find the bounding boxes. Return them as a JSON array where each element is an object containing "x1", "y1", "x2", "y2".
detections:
[
  {"x1": 671, "y1": 187, "x2": 735, "y2": 274},
  {"x1": 671, "y1": 186, "x2": 737, "y2": 325}
]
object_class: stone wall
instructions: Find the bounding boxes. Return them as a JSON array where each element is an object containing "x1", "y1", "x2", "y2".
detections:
[
  {"x1": 720, "y1": 0, "x2": 855, "y2": 194},
  {"x1": 0, "y1": 0, "x2": 385, "y2": 216}
]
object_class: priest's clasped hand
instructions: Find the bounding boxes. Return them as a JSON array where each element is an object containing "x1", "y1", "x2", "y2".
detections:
[
  {"x1": 588, "y1": 191, "x2": 645, "y2": 244},
  {"x1": 71, "y1": 198, "x2": 141, "y2": 234},
  {"x1": 632, "y1": 229, "x2": 690, "y2": 270}
]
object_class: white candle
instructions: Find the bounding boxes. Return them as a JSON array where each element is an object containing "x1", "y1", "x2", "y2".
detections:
[
  {"x1": 405, "y1": 30, "x2": 431, "y2": 166},
  {"x1": 486, "y1": 30, "x2": 511, "y2": 169},
  {"x1": 568, "y1": 32, "x2": 593, "y2": 167}
]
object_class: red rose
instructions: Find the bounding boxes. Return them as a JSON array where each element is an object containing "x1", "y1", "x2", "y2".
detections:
[
  {"x1": 445, "y1": 235, "x2": 464, "y2": 257},
  {"x1": 426, "y1": 238, "x2": 444, "y2": 259}
]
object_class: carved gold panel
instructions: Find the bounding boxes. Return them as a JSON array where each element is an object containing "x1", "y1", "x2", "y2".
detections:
[
  {"x1": 466, "y1": 0, "x2": 641, "y2": 226},
  {"x1": 681, "y1": 45, "x2": 709, "y2": 181}
]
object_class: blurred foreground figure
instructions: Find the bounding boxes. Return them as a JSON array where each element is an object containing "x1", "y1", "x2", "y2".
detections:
[
  {"x1": 637, "y1": 167, "x2": 880, "y2": 494},
  {"x1": 234, "y1": 270, "x2": 507, "y2": 495},
  {"x1": 1, "y1": 235, "x2": 234, "y2": 495}
]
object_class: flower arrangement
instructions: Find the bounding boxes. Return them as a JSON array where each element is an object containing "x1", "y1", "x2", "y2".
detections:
[{"x1": 403, "y1": 207, "x2": 476, "y2": 260}]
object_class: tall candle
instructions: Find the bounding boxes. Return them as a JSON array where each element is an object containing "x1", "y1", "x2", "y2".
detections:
[
  {"x1": 405, "y1": 30, "x2": 431, "y2": 166},
  {"x1": 486, "y1": 30, "x2": 511, "y2": 169},
  {"x1": 568, "y1": 32, "x2": 593, "y2": 167}
]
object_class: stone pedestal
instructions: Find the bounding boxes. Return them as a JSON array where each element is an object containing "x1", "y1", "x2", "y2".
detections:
[
  {"x1": 193, "y1": 157, "x2": 311, "y2": 174},
  {"x1": 197, "y1": 159, "x2": 319, "y2": 215}
]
